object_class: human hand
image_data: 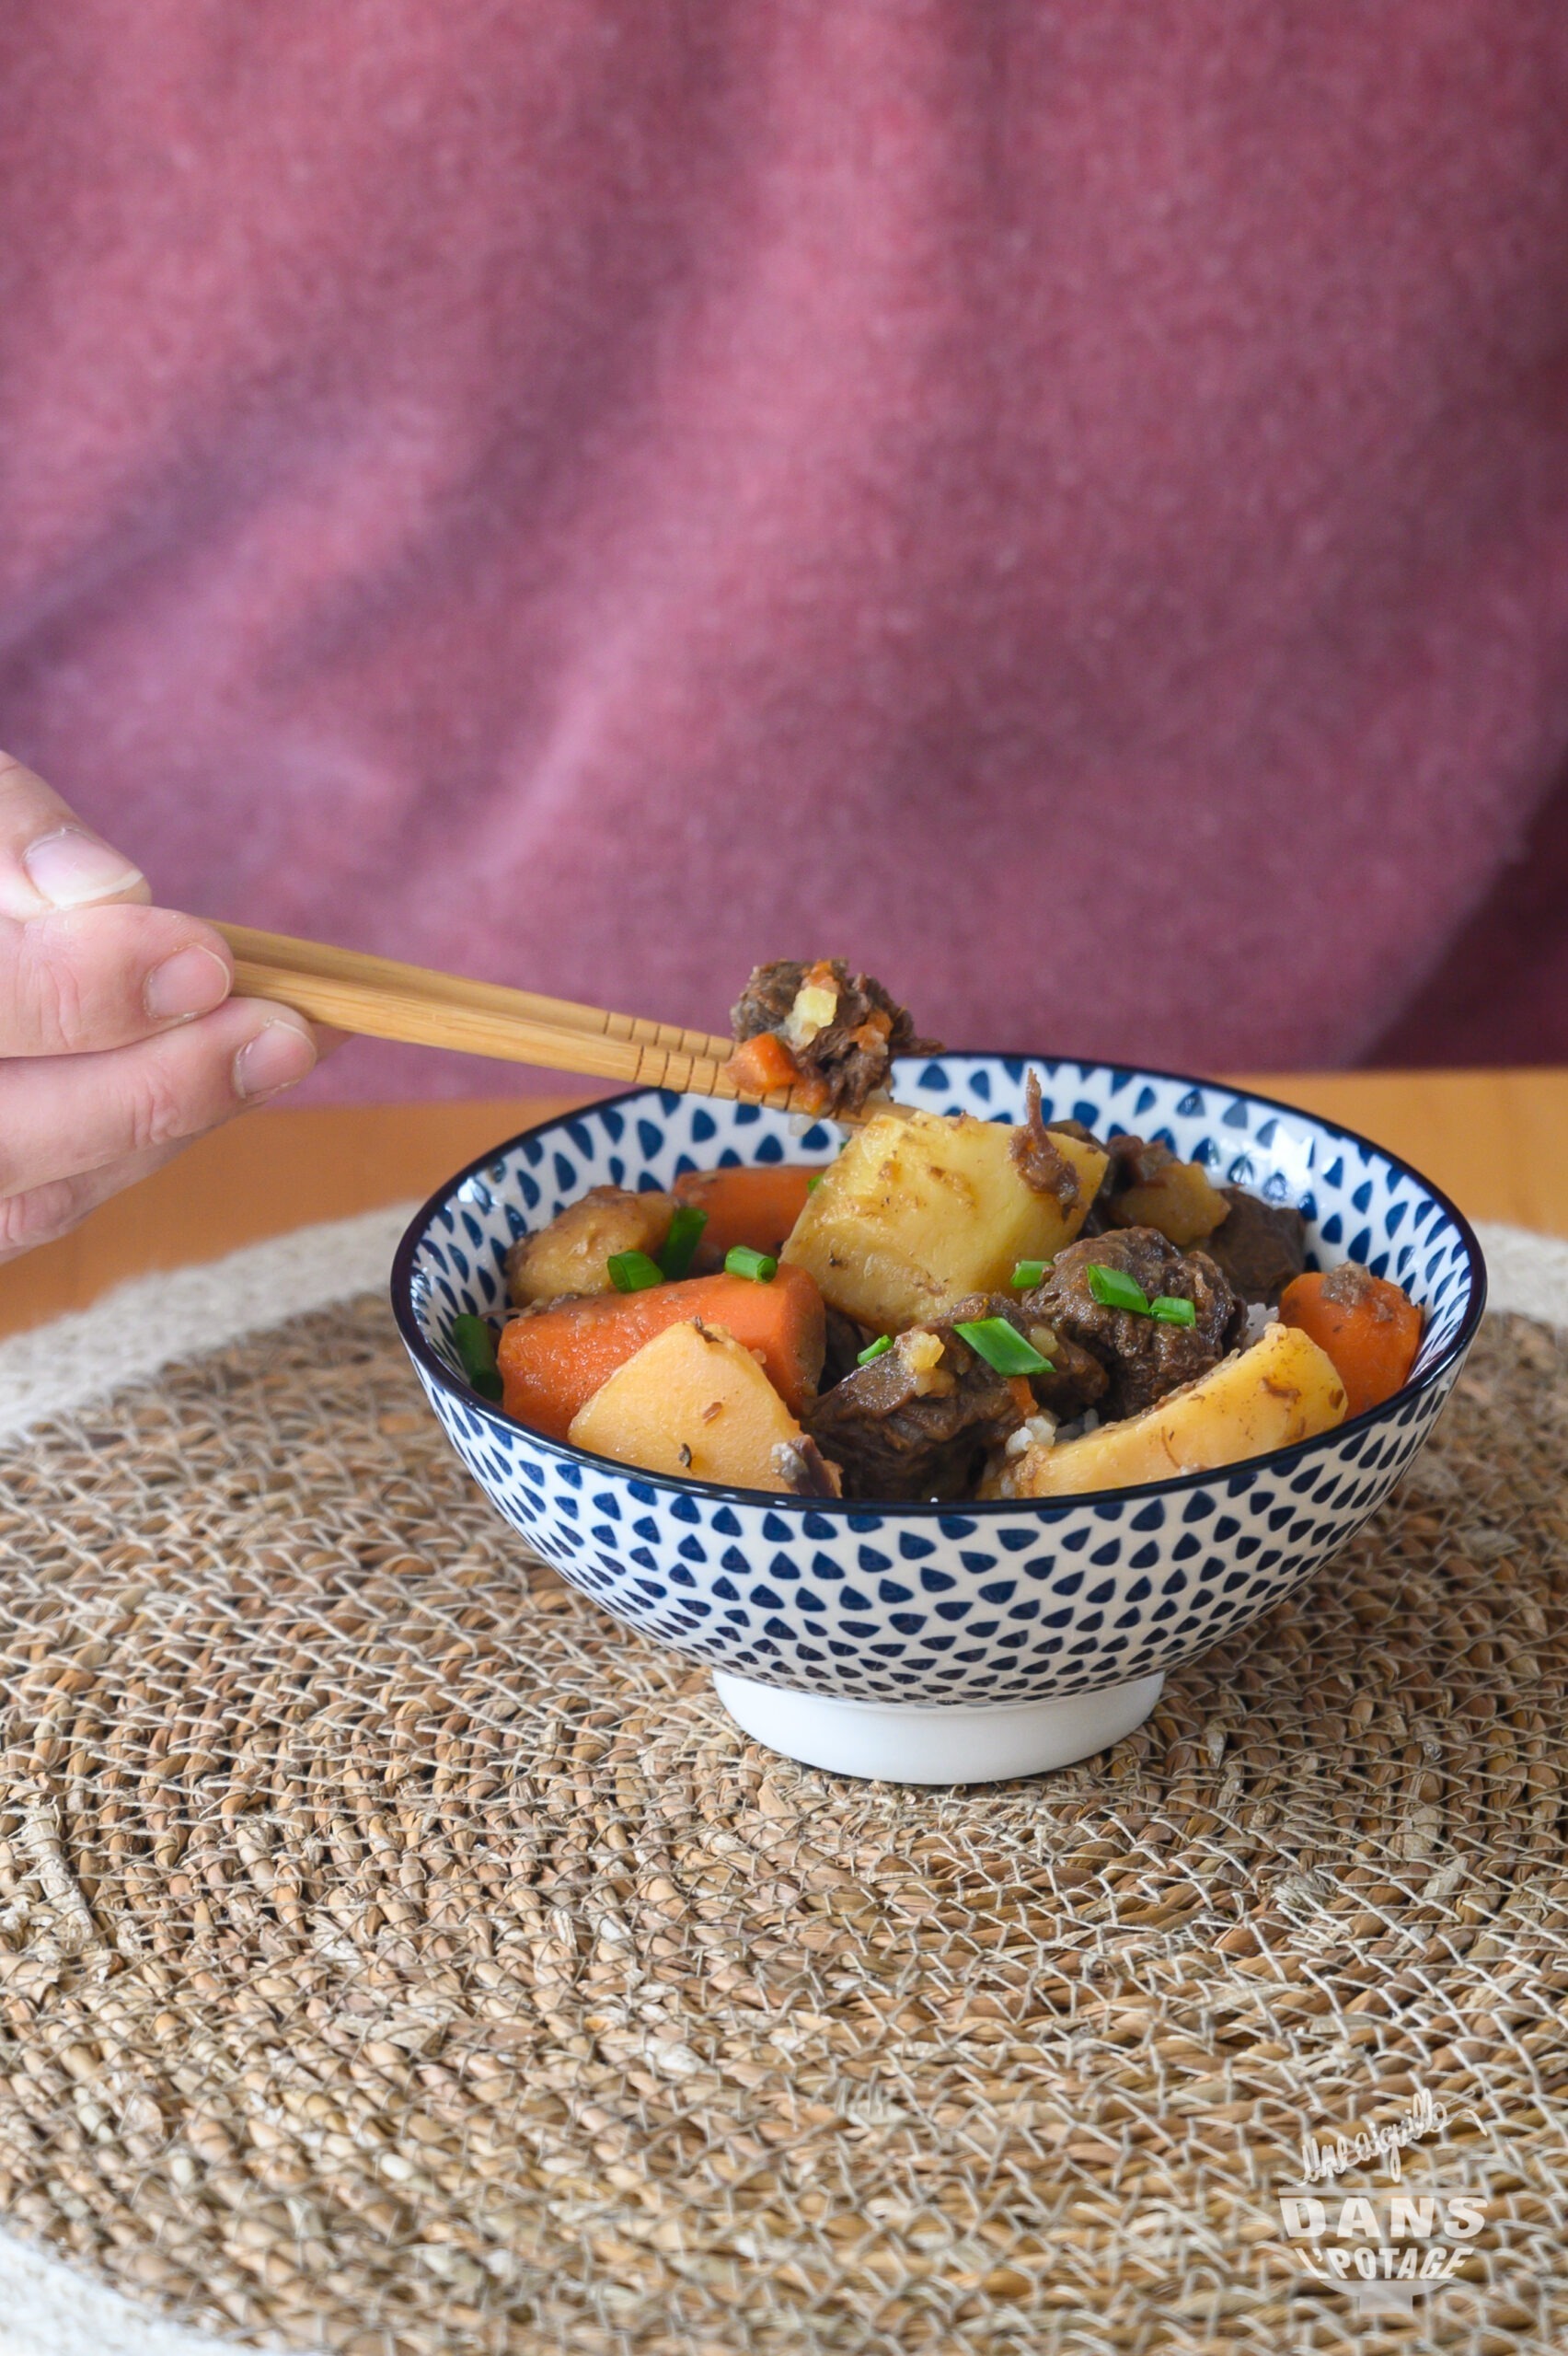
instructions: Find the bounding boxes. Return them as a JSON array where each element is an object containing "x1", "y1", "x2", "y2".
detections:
[{"x1": 0, "y1": 751, "x2": 322, "y2": 1264}]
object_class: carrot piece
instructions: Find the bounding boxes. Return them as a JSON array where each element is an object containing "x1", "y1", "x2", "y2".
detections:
[
  {"x1": 673, "y1": 1164, "x2": 818, "y2": 1269},
  {"x1": 1277, "y1": 1265, "x2": 1424, "y2": 1417},
  {"x1": 722, "y1": 1032, "x2": 801, "y2": 1096},
  {"x1": 497, "y1": 1260, "x2": 826, "y2": 1441}
]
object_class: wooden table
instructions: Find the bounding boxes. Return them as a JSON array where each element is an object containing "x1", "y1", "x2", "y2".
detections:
[{"x1": 3, "y1": 1068, "x2": 1565, "y2": 1341}]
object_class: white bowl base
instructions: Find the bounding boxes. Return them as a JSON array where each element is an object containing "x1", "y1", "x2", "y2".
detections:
[{"x1": 712, "y1": 1669, "x2": 1165, "y2": 1784}]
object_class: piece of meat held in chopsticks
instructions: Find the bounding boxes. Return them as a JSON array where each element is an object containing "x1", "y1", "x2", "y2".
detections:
[{"x1": 724, "y1": 958, "x2": 939, "y2": 1115}]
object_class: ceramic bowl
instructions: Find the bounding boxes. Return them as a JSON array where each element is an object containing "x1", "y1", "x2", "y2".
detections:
[{"x1": 391, "y1": 1057, "x2": 1485, "y2": 1783}]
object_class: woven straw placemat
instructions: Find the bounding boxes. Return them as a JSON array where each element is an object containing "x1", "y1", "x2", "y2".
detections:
[{"x1": 0, "y1": 1220, "x2": 1564, "y2": 2356}]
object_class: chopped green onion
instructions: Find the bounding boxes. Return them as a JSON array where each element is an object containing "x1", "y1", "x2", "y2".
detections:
[
  {"x1": 1084, "y1": 1264, "x2": 1196, "y2": 1323},
  {"x1": 1087, "y1": 1263, "x2": 1152, "y2": 1316},
  {"x1": 451, "y1": 1313, "x2": 502, "y2": 1403},
  {"x1": 1010, "y1": 1259, "x2": 1048, "y2": 1288},
  {"x1": 657, "y1": 1204, "x2": 708, "y2": 1280},
  {"x1": 857, "y1": 1334, "x2": 894, "y2": 1367},
  {"x1": 953, "y1": 1318, "x2": 1053, "y2": 1377},
  {"x1": 805, "y1": 1172, "x2": 825, "y2": 1192},
  {"x1": 724, "y1": 1245, "x2": 777, "y2": 1283},
  {"x1": 607, "y1": 1249, "x2": 664, "y2": 1292}
]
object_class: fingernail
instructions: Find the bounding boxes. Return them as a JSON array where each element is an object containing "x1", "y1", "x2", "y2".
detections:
[
  {"x1": 234, "y1": 1020, "x2": 317, "y2": 1100},
  {"x1": 144, "y1": 945, "x2": 231, "y2": 1022},
  {"x1": 22, "y1": 827, "x2": 145, "y2": 909}
]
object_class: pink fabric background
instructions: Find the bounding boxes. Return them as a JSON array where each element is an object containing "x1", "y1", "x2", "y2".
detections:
[{"x1": 1, "y1": 2, "x2": 1566, "y2": 1103}]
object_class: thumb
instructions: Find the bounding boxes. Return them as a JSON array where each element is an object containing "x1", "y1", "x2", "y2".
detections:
[{"x1": 0, "y1": 751, "x2": 151, "y2": 920}]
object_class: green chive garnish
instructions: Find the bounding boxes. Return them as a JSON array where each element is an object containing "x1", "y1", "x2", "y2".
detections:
[
  {"x1": 1011, "y1": 1259, "x2": 1047, "y2": 1288},
  {"x1": 806, "y1": 1173, "x2": 825, "y2": 1192},
  {"x1": 658, "y1": 1204, "x2": 708, "y2": 1280},
  {"x1": 1084, "y1": 1264, "x2": 1195, "y2": 1323},
  {"x1": 451, "y1": 1313, "x2": 502, "y2": 1403},
  {"x1": 724, "y1": 1245, "x2": 777, "y2": 1283},
  {"x1": 1087, "y1": 1263, "x2": 1152, "y2": 1316},
  {"x1": 953, "y1": 1318, "x2": 1052, "y2": 1377},
  {"x1": 857, "y1": 1334, "x2": 894, "y2": 1367},
  {"x1": 607, "y1": 1250, "x2": 664, "y2": 1292}
]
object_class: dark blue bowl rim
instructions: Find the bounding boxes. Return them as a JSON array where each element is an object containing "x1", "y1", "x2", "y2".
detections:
[{"x1": 389, "y1": 1055, "x2": 1488, "y2": 1518}]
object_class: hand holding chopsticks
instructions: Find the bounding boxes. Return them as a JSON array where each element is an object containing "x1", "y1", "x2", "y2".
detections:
[{"x1": 213, "y1": 924, "x2": 836, "y2": 1117}]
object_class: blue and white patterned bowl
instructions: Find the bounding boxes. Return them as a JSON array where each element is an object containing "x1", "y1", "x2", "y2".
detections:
[{"x1": 391, "y1": 1058, "x2": 1485, "y2": 1783}]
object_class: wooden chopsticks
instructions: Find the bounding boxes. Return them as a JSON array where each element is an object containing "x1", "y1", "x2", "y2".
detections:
[{"x1": 213, "y1": 924, "x2": 832, "y2": 1116}]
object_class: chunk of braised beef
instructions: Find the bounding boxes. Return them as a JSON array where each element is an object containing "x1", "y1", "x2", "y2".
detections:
[
  {"x1": 822, "y1": 1305, "x2": 882, "y2": 1391},
  {"x1": 771, "y1": 1436, "x2": 845, "y2": 1498},
  {"x1": 1098, "y1": 1132, "x2": 1227, "y2": 1239},
  {"x1": 730, "y1": 963, "x2": 801, "y2": 1038},
  {"x1": 1021, "y1": 1227, "x2": 1236, "y2": 1419},
  {"x1": 730, "y1": 959, "x2": 938, "y2": 1115},
  {"x1": 1103, "y1": 1133, "x2": 1178, "y2": 1188},
  {"x1": 803, "y1": 1309, "x2": 1027, "y2": 1502},
  {"x1": 1049, "y1": 1125, "x2": 1147, "y2": 1235},
  {"x1": 940, "y1": 1290, "x2": 1110, "y2": 1422},
  {"x1": 1203, "y1": 1186, "x2": 1307, "y2": 1308},
  {"x1": 1010, "y1": 1070, "x2": 1087, "y2": 1212},
  {"x1": 1009, "y1": 1091, "x2": 1197, "y2": 1237},
  {"x1": 1019, "y1": 1320, "x2": 1112, "y2": 1420}
]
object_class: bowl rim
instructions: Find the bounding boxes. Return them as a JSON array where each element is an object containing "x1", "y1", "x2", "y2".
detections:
[{"x1": 390, "y1": 1055, "x2": 1488, "y2": 1519}]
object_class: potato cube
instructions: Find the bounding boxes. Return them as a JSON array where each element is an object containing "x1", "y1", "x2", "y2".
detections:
[
  {"x1": 780, "y1": 1107, "x2": 1106, "y2": 1333},
  {"x1": 507, "y1": 1185, "x2": 675, "y2": 1308},
  {"x1": 990, "y1": 1321, "x2": 1347, "y2": 1497},
  {"x1": 567, "y1": 1317, "x2": 805, "y2": 1491},
  {"x1": 1108, "y1": 1157, "x2": 1229, "y2": 1246}
]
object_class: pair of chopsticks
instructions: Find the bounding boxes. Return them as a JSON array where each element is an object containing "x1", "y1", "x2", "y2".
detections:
[{"x1": 213, "y1": 924, "x2": 834, "y2": 1117}]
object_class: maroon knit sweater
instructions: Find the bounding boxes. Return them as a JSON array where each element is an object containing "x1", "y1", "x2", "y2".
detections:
[{"x1": 2, "y1": 3, "x2": 1566, "y2": 1101}]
